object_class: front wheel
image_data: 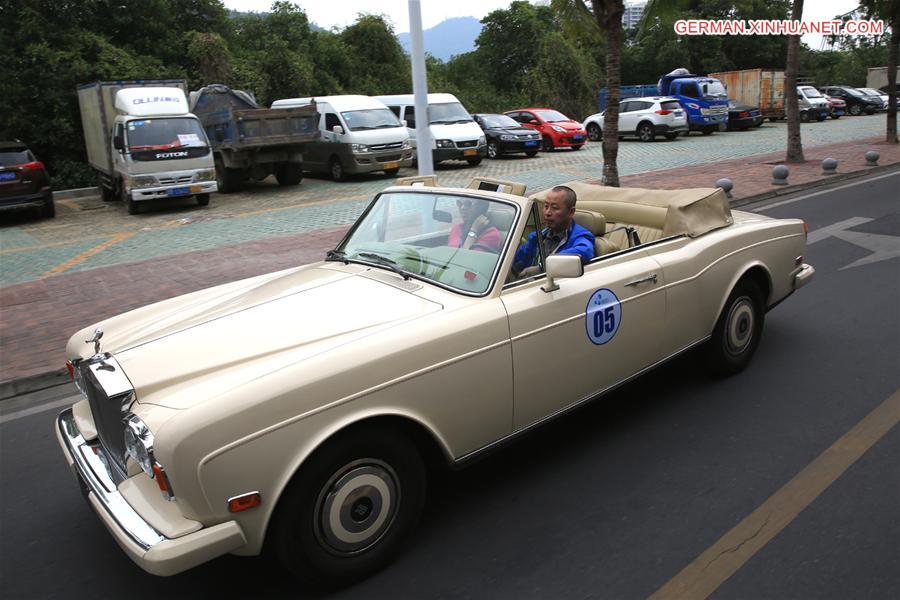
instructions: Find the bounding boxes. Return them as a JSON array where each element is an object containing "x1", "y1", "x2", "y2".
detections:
[
  {"x1": 541, "y1": 136, "x2": 553, "y2": 152},
  {"x1": 487, "y1": 141, "x2": 499, "y2": 159},
  {"x1": 466, "y1": 156, "x2": 483, "y2": 166},
  {"x1": 848, "y1": 104, "x2": 861, "y2": 116},
  {"x1": 384, "y1": 167, "x2": 400, "y2": 177},
  {"x1": 330, "y1": 157, "x2": 347, "y2": 182},
  {"x1": 587, "y1": 123, "x2": 602, "y2": 141},
  {"x1": 195, "y1": 193, "x2": 210, "y2": 206},
  {"x1": 701, "y1": 127, "x2": 715, "y2": 136},
  {"x1": 270, "y1": 428, "x2": 426, "y2": 588},
  {"x1": 705, "y1": 279, "x2": 765, "y2": 376},
  {"x1": 525, "y1": 150, "x2": 538, "y2": 157}
]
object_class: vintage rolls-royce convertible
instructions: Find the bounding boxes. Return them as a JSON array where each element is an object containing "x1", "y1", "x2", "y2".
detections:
[{"x1": 57, "y1": 176, "x2": 814, "y2": 586}]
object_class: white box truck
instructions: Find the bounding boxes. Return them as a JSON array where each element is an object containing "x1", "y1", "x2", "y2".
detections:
[{"x1": 77, "y1": 80, "x2": 217, "y2": 214}]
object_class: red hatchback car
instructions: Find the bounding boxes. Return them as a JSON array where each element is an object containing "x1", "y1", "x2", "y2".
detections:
[
  {"x1": 504, "y1": 108, "x2": 587, "y2": 151},
  {"x1": 0, "y1": 140, "x2": 54, "y2": 218}
]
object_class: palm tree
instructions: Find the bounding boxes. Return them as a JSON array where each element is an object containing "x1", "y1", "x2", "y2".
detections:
[
  {"x1": 553, "y1": 0, "x2": 626, "y2": 186},
  {"x1": 785, "y1": 0, "x2": 805, "y2": 162},
  {"x1": 859, "y1": 0, "x2": 899, "y2": 144}
]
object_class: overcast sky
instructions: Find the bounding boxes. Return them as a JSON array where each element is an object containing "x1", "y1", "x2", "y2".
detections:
[{"x1": 221, "y1": 0, "x2": 865, "y2": 47}]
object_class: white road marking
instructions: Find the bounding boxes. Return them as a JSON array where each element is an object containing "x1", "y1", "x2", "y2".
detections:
[
  {"x1": 807, "y1": 217, "x2": 873, "y2": 244},
  {"x1": 805, "y1": 215, "x2": 900, "y2": 270},
  {"x1": 0, "y1": 397, "x2": 77, "y2": 425},
  {"x1": 755, "y1": 170, "x2": 900, "y2": 212}
]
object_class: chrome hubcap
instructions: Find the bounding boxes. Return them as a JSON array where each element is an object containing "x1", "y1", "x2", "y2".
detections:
[
  {"x1": 315, "y1": 459, "x2": 399, "y2": 555},
  {"x1": 725, "y1": 296, "x2": 755, "y2": 356},
  {"x1": 488, "y1": 143, "x2": 497, "y2": 158}
]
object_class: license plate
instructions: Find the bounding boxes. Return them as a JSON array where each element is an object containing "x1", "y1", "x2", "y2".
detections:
[
  {"x1": 0, "y1": 171, "x2": 16, "y2": 182},
  {"x1": 463, "y1": 149, "x2": 477, "y2": 156},
  {"x1": 189, "y1": 185, "x2": 202, "y2": 193},
  {"x1": 525, "y1": 140, "x2": 539, "y2": 147},
  {"x1": 572, "y1": 135, "x2": 584, "y2": 140},
  {"x1": 167, "y1": 187, "x2": 189, "y2": 197},
  {"x1": 383, "y1": 161, "x2": 399, "y2": 170}
]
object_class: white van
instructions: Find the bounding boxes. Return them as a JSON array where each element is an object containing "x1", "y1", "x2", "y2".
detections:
[
  {"x1": 271, "y1": 95, "x2": 413, "y2": 181},
  {"x1": 375, "y1": 93, "x2": 486, "y2": 166}
]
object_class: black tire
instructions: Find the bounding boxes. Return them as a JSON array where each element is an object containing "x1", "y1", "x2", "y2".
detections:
[
  {"x1": 122, "y1": 183, "x2": 141, "y2": 215},
  {"x1": 101, "y1": 184, "x2": 116, "y2": 202},
  {"x1": 848, "y1": 104, "x2": 861, "y2": 116},
  {"x1": 195, "y1": 193, "x2": 210, "y2": 206},
  {"x1": 40, "y1": 198, "x2": 55, "y2": 218},
  {"x1": 270, "y1": 427, "x2": 426, "y2": 588},
  {"x1": 330, "y1": 157, "x2": 347, "y2": 182},
  {"x1": 276, "y1": 162, "x2": 303, "y2": 186},
  {"x1": 637, "y1": 122, "x2": 656, "y2": 142},
  {"x1": 754, "y1": 120, "x2": 764, "y2": 128},
  {"x1": 831, "y1": 114, "x2": 841, "y2": 120},
  {"x1": 800, "y1": 110, "x2": 810, "y2": 122},
  {"x1": 571, "y1": 144, "x2": 583, "y2": 151},
  {"x1": 384, "y1": 167, "x2": 400, "y2": 177},
  {"x1": 664, "y1": 132, "x2": 679, "y2": 140},
  {"x1": 816, "y1": 114, "x2": 827, "y2": 122},
  {"x1": 702, "y1": 126, "x2": 715, "y2": 136},
  {"x1": 487, "y1": 141, "x2": 500, "y2": 159},
  {"x1": 706, "y1": 279, "x2": 765, "y2": 376},
  {"x1": 587, "y1": 123, "x2": 602, "y2": 141},
  {"x1": 215, "y1": 157, "x2": 243, "y2": 193},
  {"x1": 466, "y1": 156, "x2": 483, "y2": 166},
  {"x1": 541, "y1": 136, "x2": 553, "y2": 152},
  {"x1": 525, "y1": 150, "x2": 538, "y2": 157}
]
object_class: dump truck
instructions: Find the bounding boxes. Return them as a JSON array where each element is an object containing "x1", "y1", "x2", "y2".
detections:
[
  {"x1": 708, "y1": 69, "x2": 785, "y2": 121},
  {"x1": 189, "y1": 85, "x2": 319, "y2": 193},
  {"x1": 77, "y1": 79, "x2": 217, "y2": 214}
]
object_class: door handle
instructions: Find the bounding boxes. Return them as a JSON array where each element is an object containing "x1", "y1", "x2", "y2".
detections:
[{"x1": 625, "y1": 273, "x2": 658, "y2": 287}]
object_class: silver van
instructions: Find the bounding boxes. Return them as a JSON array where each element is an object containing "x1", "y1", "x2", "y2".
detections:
[{"x1": 271, "y1": 95, "x2": 413, "y2": 181}]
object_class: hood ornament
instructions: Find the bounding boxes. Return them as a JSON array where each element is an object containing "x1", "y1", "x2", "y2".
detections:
[{"x1": 86, "y1": 328, "x2": 104, "y2": 355}]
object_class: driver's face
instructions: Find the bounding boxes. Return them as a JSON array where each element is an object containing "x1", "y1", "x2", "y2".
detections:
[
  {"x1": 457, "y1": 199, "x2": 482, "y2": 222},
  {"x1": 543, "y1": 191, "x2": 574, "y2": 232}
]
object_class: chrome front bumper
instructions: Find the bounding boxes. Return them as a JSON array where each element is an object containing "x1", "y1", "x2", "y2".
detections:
[
  {"x1": 128, "y1": 180, "x2": 217, "y2": 202},
  {"x1": 793, "y1": 263, "x2": 815, "y2": 289},
  {"x1": 56, "y1": 408, "x2": 245, "y2": 576}
]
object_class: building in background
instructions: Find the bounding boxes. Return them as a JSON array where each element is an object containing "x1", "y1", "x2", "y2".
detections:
[{"x1": 623, "y1": 1, "x2": 646, "y2": 29}]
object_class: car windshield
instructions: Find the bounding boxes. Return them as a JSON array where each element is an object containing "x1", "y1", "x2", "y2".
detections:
[
  {"x1": 533, "y1": 109, "x2": 570, "y2": 122},
  {"x1": 801, "y1": 87, "x2": 823, "y2": 98},
  {"x1": 479, "y1": 115, "x2": 520, "y2": 128},
  {"x1": 860, "y1": 89, "x2": 881, "y2": 96},
  {"x1": 340, "y1": 108, "x2": 401, "y2": 131},
  {"x1": 703, "y1": 81, "x2": 728, "y2": 97},
  {"x1": 336, "y1": 191, "x2": 518, "y2": 295},
  {"x1": 126, "y1": 118, "x2": 207, "y2": 150},
  {"x1": 0, "y1": 149, "x2": 31, "y2": 166},
  {"x1": 428, "y1": 102, "x2": 472, "y2": 124},
  {"x1": 846, "y1": 88, "x2": 865, "y2": 97}
]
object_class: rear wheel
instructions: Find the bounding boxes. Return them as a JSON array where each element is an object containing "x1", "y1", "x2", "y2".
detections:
[
  {"x1": 586, "y1": 123, "x2": 602, "y2": 141},
  {"x1": 706, "y1": 279, "x2": 765, "y2": 376},
  {"x1": 637, "y1": 122, "x2": 656, "y2": 142},
  {"x1": 270, "y1": 428, "x2": 426, "y2": 588},
  {"x1": 40, "y1": 198, "x2": 55, "y2": 218},
  {"x1": 276, "y1": 162, "x2": 303, "y2": 186}
]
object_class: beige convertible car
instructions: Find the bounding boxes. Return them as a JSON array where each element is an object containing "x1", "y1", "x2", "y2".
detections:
[{"x1": 56, "y1": 176, "x2": 814, "y2": 586}]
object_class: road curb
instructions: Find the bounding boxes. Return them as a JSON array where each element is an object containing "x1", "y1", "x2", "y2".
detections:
[
  {"x1": 0, "y1": 368, "x2": 70, "y2": 401},
  {"x1": 729, "y1": 163, "x2": 899, "y2": 209},
  {"x1": 55, "y1": 186, "x2": 99, "y2": 200}
]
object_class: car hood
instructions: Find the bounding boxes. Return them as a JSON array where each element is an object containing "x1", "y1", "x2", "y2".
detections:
[
  {"x1": 68, "y1": 265, "x2": 443, "y2": 409},
  {"x1": 549, "y1": 121, "x2": 584, "y2": 131},
  {"x1": 485, "y1": 126, "x2": 537, "y2": 136}
]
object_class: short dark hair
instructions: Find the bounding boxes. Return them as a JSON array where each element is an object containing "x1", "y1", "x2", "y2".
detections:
[{"x1": 551, "y1": 185, "x2": 577, "y2": 210}]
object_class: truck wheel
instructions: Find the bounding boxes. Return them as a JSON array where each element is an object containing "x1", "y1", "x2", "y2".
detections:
[
  {"x1": 270, "y1": 428, "x2": 426, "y2": 589},
  {"x1": 215, "y1": 157, "x2": 243, "y2": 193},
  {"x1": 384, "y1": 168, "x2": 400, "y2": 177},
  {"x1": 637, "y1": 122, "x2": 656, "y2": 142},
  {"x1": 705, "y1": 279, "x2": 765, "y2": 376},
  {"x1": 330, "y1": 157, "x2": 347, "y2": 182},
  {"x1": 101, "y1": 184, "x2": 116, "y2": 202},
  {"x1": 701, "y1": 127, "x2": 715, "y2": 136},
  {"x1": 848, "y1": 104, "x2": 861, "y2": 116},
  {"x1": 195, "y1": 193, "x2": 210, "y2": 207},
  {"x1": 276, "y1": 162, "x2": 303, "y2": 186},
  {"x1": 466, "y1": 156, "x2": 483, "y2": 166},
  {"x1": 587, "y1": 123, "x2": 602, "y2": 141},
  {"x1": 121, "y1": 184, "x2": 141, "y2": 215}
]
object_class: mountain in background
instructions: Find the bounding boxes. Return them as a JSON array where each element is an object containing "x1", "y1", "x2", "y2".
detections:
[{"x1": 397, "y1": 17, "x2": 482, "y2": 62}]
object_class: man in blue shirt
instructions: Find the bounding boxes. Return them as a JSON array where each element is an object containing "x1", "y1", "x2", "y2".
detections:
[{"x1": 513, "y1": 185, "x2": 595, "y2": 277}]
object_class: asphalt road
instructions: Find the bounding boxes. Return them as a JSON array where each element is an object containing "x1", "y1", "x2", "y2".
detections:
[{"x1": 1, "y1": 171, "x2": 897, "y2": 599}]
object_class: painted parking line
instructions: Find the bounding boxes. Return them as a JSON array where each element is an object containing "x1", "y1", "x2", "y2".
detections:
[
  {"x1": 0, "y1": 396, "x2": 77, "y2": 425},
  {"x1": 649, "y1": 388, "x2": 900, "y2": 600},
  {"x1": 41, "y1": 231, "x2": 137, "y2": 278}
]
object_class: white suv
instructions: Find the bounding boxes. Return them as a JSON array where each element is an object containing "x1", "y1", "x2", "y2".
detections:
[{"x1": 582, "y1": 96, "x2": 689, "y2": 142}]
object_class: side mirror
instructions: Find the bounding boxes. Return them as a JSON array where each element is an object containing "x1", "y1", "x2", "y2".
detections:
[
  {"x1": 401, "y1": 119, "x2": 408, "y2": 127},
  {"x1": 113, "y1": 135, "x2": 124, "y2": 150},
  {"x1": 432, "y1": 209, "x2": 452, "y2": 223},
  {"x1": 332, "y1": 125, "x2": 344, "y2": 135},
  {"x1": 542, "y1": 254, "x2": 583, "y2": 292},
  {"x1": 529, "y1": 119, "x2": 539, "y2": 125}
]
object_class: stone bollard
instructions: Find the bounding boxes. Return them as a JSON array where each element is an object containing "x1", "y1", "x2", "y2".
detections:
[
  {"x1": 865, "y1": 150, "x2": 879, "y2": 166},
  {"x1": 822, "y1": 158, "x2": 838, "y2": 175},
  {"x1": 772, "y1": 165, "x2": 789, "y2": 185},
  {"x1": 715, "y1": 178, "x2": 733, "y2": 199}
]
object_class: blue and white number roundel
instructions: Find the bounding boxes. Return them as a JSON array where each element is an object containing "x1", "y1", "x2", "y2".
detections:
[{"x1": 586, "y1": 288, "x2": 622, "y2": 345}]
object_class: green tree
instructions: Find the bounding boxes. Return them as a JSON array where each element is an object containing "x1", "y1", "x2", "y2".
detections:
[
  {"x1": 528, "y1": 32, "x2": 602, "y2": 120},
  {"x1": 340, "y1": 14, "x2": 410, "y2": 94},
  {"x1": 477, "y1": 1, "x2": 559, "y2": 91},
  {"x1": 857, "y1": 0, "x2": 899, "y2": 143}
]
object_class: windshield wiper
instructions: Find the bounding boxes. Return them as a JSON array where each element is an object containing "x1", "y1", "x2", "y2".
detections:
[
  {"x1": 325, "y1": 249, "x2": 348, "y2": 264},
  {"x1": 356, "y1": 252, "x2": 412, "y2": 280},
  {"x1": 350, "y1": 126, "x2": 376, "y2": 131}
]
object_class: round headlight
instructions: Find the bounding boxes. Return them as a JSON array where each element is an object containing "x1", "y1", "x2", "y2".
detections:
[{"x1": 124, "y1": 414, "x2": 155, "y2": 476}]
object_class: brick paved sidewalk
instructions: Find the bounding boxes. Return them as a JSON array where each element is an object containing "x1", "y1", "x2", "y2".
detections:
[{"x1": 1, "y1": 136, "x2": 897, "y2": 393}]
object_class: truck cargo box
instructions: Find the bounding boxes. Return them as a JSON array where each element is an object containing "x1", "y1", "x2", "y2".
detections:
[{"x1": 708, "y1": 69, "x2": 785, "y2": 119}]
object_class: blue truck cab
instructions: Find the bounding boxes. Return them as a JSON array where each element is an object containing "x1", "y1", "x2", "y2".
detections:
[{"x1": 657, "y1": 70, "x2": 729, "y2": 135}]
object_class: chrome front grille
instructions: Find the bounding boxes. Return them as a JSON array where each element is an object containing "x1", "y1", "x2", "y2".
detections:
[
  {"x1": 75, "y1": 355, "x2": 135, "y2": 480},
  {"x1": 456, "y1": 140, "x2": 478, "y2": 148},
  {"x1": 157, "y1": 175, "x2": 193, "y2": 185},
  {"x1": 369, "y1": 142, "x2": 403, "y2": 151}
]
